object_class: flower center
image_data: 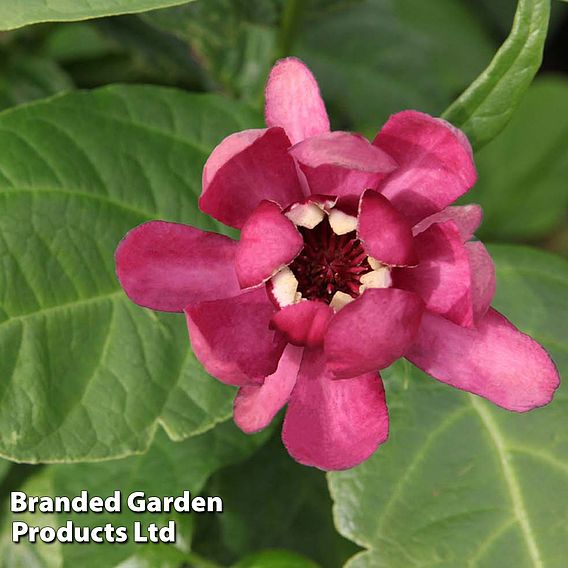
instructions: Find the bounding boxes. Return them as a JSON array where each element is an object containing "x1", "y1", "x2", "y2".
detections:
[{"x1": 290, "y1": 219, "x2": 369, "y2": 303}]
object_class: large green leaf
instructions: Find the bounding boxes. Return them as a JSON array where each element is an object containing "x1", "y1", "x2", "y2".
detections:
[
  {"x1": 39, "y1": 18, "x2": 204, "y2": 92},
  {"x1": 0, "y1": 421, "x2": 269, "y2": 567},
  {"x1": 144, "y1": 0, "x2": 280, "y2": 101},
  {"x1": 143, "y1": 0, "x2": 494, "y2": 129},
  {"x1": 232, "y1": 550, "x2": 320, "y2": 568},
  {"x1": 0, "y1": 0, "x2": 196, "y2": 31},
  {"x1": 329, "y1": 245, "x2": 568, "y2": 567},
  {"x1": 193, "y1": 434, "x2": 358, "y2": 567},
  {"x1": 443, "y1": 0, "x2": 551, "y2": 150},
  {"x1": 0, "y1": 85, "x2": 261, "y2": 462},
  {"x1": 0, "y1": 53, "x2": 73, "y2": 111},
  {"x1": 466, "y1": 77, "x2": 568, "y2": 242},
  {"x1": 476, "y1": 0, "x2": 566, "y2": 37},
  {"x1": 296, "y1": 0, "x2": 495, "y2": 136}
]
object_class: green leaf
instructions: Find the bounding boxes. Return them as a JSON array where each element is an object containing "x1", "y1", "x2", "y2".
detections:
[
  {"x1": 0, "y1": 53, "x2": 73, "y2": 110},
  {"x1": 91, "y1": 16, "x2": 205, "y2": 91},
  {"x1": 43, "y1": 23, "x2": 119, "y2": 63},
  {"x1": 0, "y1": 0, "x2": 198, "y2": 32},
  {"x1": 0, "y1": 85, "x2": 262, "y2": 462},
  {"x1": 329, "y1": 245, "x2": 568, "y2": 567},
  {"x1": 465, "y1": 77, "x2": 568, "y2": 242},
  {"x1": 40, "y1": 18, "x2": 203, "y2": 91},
  {"x1": 443, "y1": 0, "x2": 551, "y2": 150},
  {"x1": 143, "y1": 0, "x2": 281, "y2": 101},
  {"x1": 0, "y1": 421, "x2": 269, "y2": 567},
  {"x1": 144, "y1": 0, "x2": 494, "y2": 126},
  {"x1": 296, "y1": 0, "x2": 495, "y2": 137},
  {"x1": 232, "y1": 550, "x2": 320, "y2": 568},
  {"x1": 194, "y1": 434, "x2": 358, "y2": 567},
  {"x1": 475, "y1": 0, "x2": 566, "y2": 37}
]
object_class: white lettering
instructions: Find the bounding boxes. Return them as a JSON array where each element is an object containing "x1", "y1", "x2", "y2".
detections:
[{"x1": 10, "y1": 492, "x2": 27, "y2": 513}]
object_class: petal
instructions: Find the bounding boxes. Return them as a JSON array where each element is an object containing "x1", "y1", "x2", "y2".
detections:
[
  {"x1": 284, "y1": 194, "x2": 337, "y2": 229},
  {"x1": 406, "y1": 309, "x2": 560, "y2": 412},
  {"x1": 359, "y1": 266, "x2": 392, "y2": 292},
  {"x1": 236, "y1": 201, "x2": 304, "y2": 289},
  {"x1": 265, "y1": 57, "x2": 330, "y2": 145},
  {"x1": 200, "y1": 127, "x2": 304, "y2": 229},
  {"x1": 116, "y1": 221, "x2": 240, "y2": 312},
  {"x1": 374, "y1": 111, "x2": 477, "y2": 224},
  {"x1": 185, "y1": 288, "x2": 285, "y2": 386},
  {"x1": 394, "y1": 220, "x2": 474, "y2": 327},
  {"x1": 290, "y1": 132, "x2": 397, "y2": 203},
  {"x1": 233, "y1": 344, "x2": 303, "y2": 434},
  {"x1": 270, "y1": 300, "x2": 334, "y2": 348},
  {"x1": 290, "y1": 131, "x2": 397, "y2": 171},
  {"x1": 267, "y1": 266, "x2": 301, "y2": 308},
  {"x1": 328, "y1": 208, "x2": 358, "y2": 235},
  {"x1": 466, "y1": 241, "x2": 496, "y2": 324},
  {"x1": 413, "y1": 204, "x2": 483, "y2": 241},
  {"x1": 357, "y1": 190, "x2": 418, "y2": 266},
  {"x1": 325, "y1": 288, "x2": 424, "y2": 378},
  {"x1": 282, "y1": 349, "x2": 389, "y2": 470},
  {"x1": 330, "y1": 291, "x2": 354, "y2": 311}
]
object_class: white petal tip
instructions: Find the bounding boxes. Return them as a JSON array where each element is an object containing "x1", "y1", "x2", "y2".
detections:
[
  {"x1": 329, "y1": 209, "x2": 357, "y2": 235},
  {"x1": 359, "y1": 267, "x2": 392, "y2": 292},
  {"x1": 330, "y1": 291, "x2": 355, "y2": 311},
  {"x1": 285, "y1": 203, "x2": 325, "y2": 229},
  {"x1": 270, "y1": 267, "x2": 301, "y2": 307}
]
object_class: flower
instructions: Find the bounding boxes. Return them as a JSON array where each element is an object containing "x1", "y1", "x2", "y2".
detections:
[{"x1": 115, "y1": 58, "x2": 560, "y2": 471}]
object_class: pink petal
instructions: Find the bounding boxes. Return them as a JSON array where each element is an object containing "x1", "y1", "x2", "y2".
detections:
[
  {"x1": 325, "y1": 288, "x2": 424, "y2": 378},
  {"x1": 236, "y1": 201, "x2": 303, "y2": 289},
  {"x1": 406, "y1": 309, "x2": 560, "y2": 412},
  {"x1": 282, "y1": 349, "x2": 389, "y2": 470},
  {"x1": 200, "y1": 127, "x2": 304, "y2": 229},
  {"x1": 290, "y1": 131, "x2": 397, "y2": 204},
  {"x1": 394, "y1": 220, "x2": 474, "y2": 327},
  {"x1": 467, "y1": 241, "x2": 496, "y2": 324},
  {"x1": 202, "y1": 129, "x2": 265, "y2": 187},
  {"x1": 290, "y1": 131, "x2": 397, "y2": 171},
  {"x1": 374, "y1": 111, "x2": 477, "y2": 224},
  {"x1": 413, "y1": 204, "x2": 483, "y2": 241},
  {"x1": 116, "y1": 221, "x2": 240, "y2": 312},
  {"x1": 270, "y1": 301, "x2": 334, "y2": 348},
  {"x1": 265, "y1": 57, "x2": 330, "y2": 145},
  {"x1": 185, "y1": 288, "x2": 285, "y2": 386},
  {"x1": 233, "y1": 344, "x2": 303, "y2": 434},
  {"x1": 357, "y1": 190, "x2": 418, "y2": 266}
]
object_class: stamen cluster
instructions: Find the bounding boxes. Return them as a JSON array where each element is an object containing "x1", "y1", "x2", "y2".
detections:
[{"x1": 290, "y1": 219, "x2": 370, "y2": 302}]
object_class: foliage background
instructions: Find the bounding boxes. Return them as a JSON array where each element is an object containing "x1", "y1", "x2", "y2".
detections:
[{"x1": 0, "y1": 0, "x2": 567, "y2": 567}]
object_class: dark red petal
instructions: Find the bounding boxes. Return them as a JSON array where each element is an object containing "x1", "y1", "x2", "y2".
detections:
[
  {"x1": 116, "y1": 221, "x2": 240, "y2": 312},
  {"x1": 185, "y1": 288, "x2": 285, "y2": 386},
  {"x1": 325, "y1": 288, "x2": 424, "y2": 378},
  {"x1": 406, "y1": 309, "x2": 560, "y2": 412},
  {"x1": 200, "y1": 127, "x2": 304, "y2": 229},
  {"x1": 357, "y1": 190, "x2": 418, "y2": 266},
  {"x1": 394, "y1": 220, "x2": 474, "y2": 327},
  {"x1": 236, "y1": 201, "x2": 303, "y2": 289},
  {"x1": 265, "y1": 57, "x2": 330, "y2": 145},
  {"x1": 374, "y1": 111, "x2": 477, "y2": 224},
  {"x1": 282, "y1": 349, "x2": 389, "y2": 471},
  {"x1": 234, "y1": 344, "x2": 303, "y2": 433},
  {"x1": 270, "y1": 301, "x2": 334, "y2": 348}
]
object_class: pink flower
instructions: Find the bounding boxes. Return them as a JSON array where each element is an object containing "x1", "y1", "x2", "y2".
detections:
[{"x1": 116, "y1": 58, "x2": 560, "y2": 471}]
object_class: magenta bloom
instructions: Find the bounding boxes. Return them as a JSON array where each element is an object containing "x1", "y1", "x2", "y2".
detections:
[{"x1": 116, "y1": 58, "x2": 559, "y2": 470}]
